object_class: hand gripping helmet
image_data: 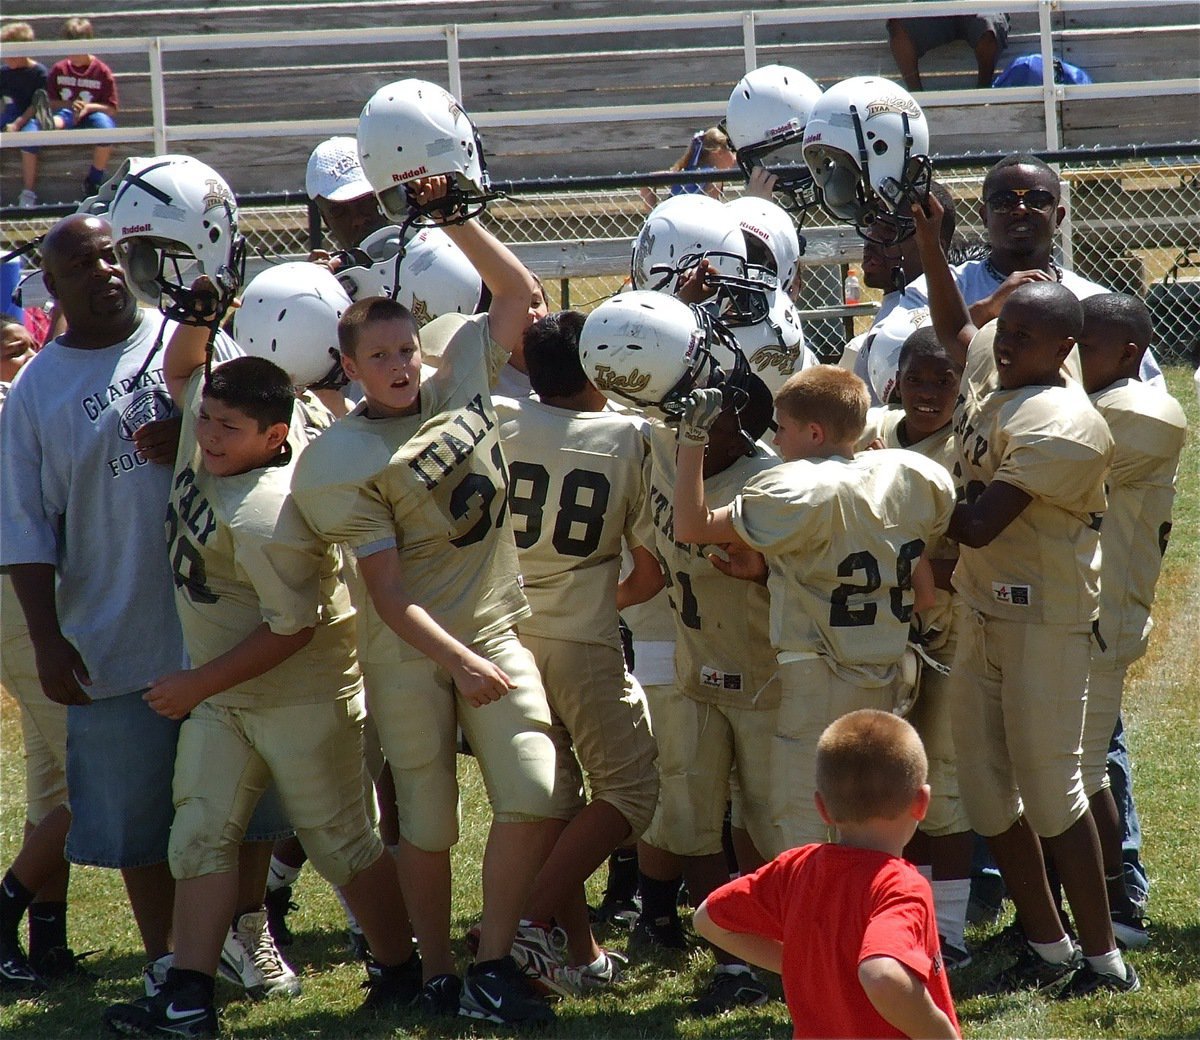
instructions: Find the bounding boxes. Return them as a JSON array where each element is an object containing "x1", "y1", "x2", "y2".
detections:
[
  {"x1": 803, "y1": 77, "x2": 931, "y2": 236},
  {"x1": 865, "y1": 305, "x2": 932, "y2": 405},
  {"x1": 357, "y1": 78, "x2": 494, "y2": 224},
  {"x1": 233, "y1": 263, "x2": 352, "y2": 389},
  {"x1": 725, "y1": 65, "x2": 823, "y2": 210},
  {"x1": 335, "y1": 224, "x2": 483, "y2": 327},
  {"x1": 109, "y1": 155, "x2": 245, "y2": 322},
  {"x1": 630, "y1": 194, "x2": 772, "y2": 328},
  {"x1": 578, "y1": 290, "x2": 750, "y2": 419}
]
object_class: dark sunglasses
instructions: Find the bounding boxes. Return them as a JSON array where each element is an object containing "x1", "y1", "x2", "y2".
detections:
[{"x1": 985, "y1": 187, "x2": 1057, "y2": 213}]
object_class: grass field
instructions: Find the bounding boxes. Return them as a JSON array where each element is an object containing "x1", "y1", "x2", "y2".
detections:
[{"x1": 2, "y1": 367, "x2": 1197, "y2": 1040}]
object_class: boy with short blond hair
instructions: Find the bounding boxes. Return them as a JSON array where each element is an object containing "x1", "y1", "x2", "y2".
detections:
[
  {"x1": 103, "y1": 320, "x2": 418, "y2": 1037},
  {"x1": 673, "y1": 365, "x2": 955, "y2": 851},
  {"x1": 695, "y1": 709, "x2": 960, "y2": 1039}
]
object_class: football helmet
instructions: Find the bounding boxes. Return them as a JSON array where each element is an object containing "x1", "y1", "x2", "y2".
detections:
[
  {"x1": 803, "y1": 76, "x2": 931, "y2": 235},
  {"x1": 335, "y1": 224, "x2": 483, "y2": 326},
  {"x1": 109, "y1": 154, "x2": 245, "y2": 322},
  {"x1": 725, "y1": 64, "x2": 823, "y2": 210},
  {"x1": 734, "y1": 296, "x2": 815, "y2": 396},
  {"x1": 578, "y1": 290, "x2": 750, "y2": 418},
  {"x1": 631, "y1": 194, "x2": 772, "y2": 327},
  {"x1": 725, "y1": 195, "x2": 804, "y2": 294},
  {"x1": 234, "y1": 263, "x2": 351, "y2": 388},
  {"x1": 77, "y1": 155, "x2": 159, "y2": 216},
  {"x1": 357, "y1": 78, "x2": 494, "y2": 224},
  {"x1": 865, "y1": 305, "x2": 932, "y2": 405}
]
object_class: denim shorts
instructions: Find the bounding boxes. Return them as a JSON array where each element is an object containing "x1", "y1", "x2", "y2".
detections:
[{"x1": 66, "y1": 689, "x2": 291, "y2": 869}]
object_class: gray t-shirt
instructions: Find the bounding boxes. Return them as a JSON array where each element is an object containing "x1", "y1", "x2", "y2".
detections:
[{"x1": 0, "y1": 311, "x2": 235, "y2": 698}]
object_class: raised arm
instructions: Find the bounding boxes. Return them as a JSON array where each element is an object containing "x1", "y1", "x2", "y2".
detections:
[
  {"x1": 910, "y1": 197, "x2": 974, "y2": 367},
  {"x1": 672, "y1": 390, "x2": 743, "y2": 546},
  {"x1": 163, "y1": 276, "x2": 225, "y2": 406},
  {"x1": 411, "y1": 177, "x2": 538, "y2": 355}
]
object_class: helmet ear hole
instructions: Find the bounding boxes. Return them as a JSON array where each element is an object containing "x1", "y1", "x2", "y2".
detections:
[{"x1": 125, "y1": 241, "x2": 160, "y2": 284}]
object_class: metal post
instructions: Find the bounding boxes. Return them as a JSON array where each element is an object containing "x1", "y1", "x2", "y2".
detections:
[
  {"x1": 742, "y1": 12, "x2": 757, "y2": 73},
  {"x1": 149, "y1": 37, "x2": 168, "y2": 154},
  {"x1": 1038, "y1": 0, "x2": 1061, "y2": 151},
  {"x1": 307, "y1": 201, "x2": 323, "y2": 254},
  {"x1": 446, "y1": 24, "x2": 462, "y2": 101},
  {"x1": 560, "y1": 277, "x2": 570, "y2": 309}
]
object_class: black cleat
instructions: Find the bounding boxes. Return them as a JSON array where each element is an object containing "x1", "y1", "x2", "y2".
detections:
[
  {"x1": 689, "y1": 967, "x2": 769, "y2": 1015},
  {"x1": 458, "y1": 955, "x2": 554, "y2": 1026},
  {"x1": 420, "y1": 972, "x2": 462, "y2": 1016},
  {"x1": 263, "y1": 884, "x2": 297, "y2": 947},
  {"x1": 1057, "y1": 959, "x2": 1140, "y2": 999},
  {"x1": 630, "y1": 912, "x2": 688, "y2": 952},
  {"x1": 360, "y1": 952, "x2": 422, "y2": 1012},
  {"x1": 103, "y1": 992, "x2": 218, "y2": 1038}
]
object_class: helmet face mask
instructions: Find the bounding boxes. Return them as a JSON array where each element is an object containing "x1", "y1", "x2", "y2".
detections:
[
  {"x1": 357, "y1": 79, "x2": 498, "y2": 226},
  {"x1": 803, "y1": 77, "x2": 932, "y2": 236},
  {"x1": 109, "y1": 155, "x2": 245, "y2": 323},
  {"x1": 578, "y1": 291, "x2": 750, "y2": 420}
]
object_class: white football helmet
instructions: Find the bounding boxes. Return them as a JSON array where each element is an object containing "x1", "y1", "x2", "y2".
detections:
[
  {"x1": 734, "y1": 296, "x2": 816, "y2": 396},
  {"x1": 357, "y1": 78, "x2": 492, "y2": 224},
  {"x1": 234, "y1": 263, "x2": 351, "y2": 388},
  {"x1": 630, "y1": 194, "x2": 773, "y2": 328},
  {"x1": 725, "y1": 195, "x2": 804, "y2": 294},
  {"x1": 578, "y1": 291, "x2": 750, "y2": 418},
  {"x1": 109, "y1": 155, "x2": 245, "y2": 318},
  {"x1": 335, "y1": 225, "x2": 482, "y2": 327},
  {"x1": 725, "y1": 64, "x2": 823, "y2": 208},
  {"x1": 803, "y1": 76, "x2": 931, "y2": 234},
  {"x1": 77, "y1": 155, "x2": 159, "y2": 216},
  {"x1": 865, "y1": 305, "x2": 932, "y2": 405}
]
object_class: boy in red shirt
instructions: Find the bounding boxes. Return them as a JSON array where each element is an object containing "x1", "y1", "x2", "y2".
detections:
[{"x1": 695, "y1": 710, "x2": 959, "y2": 1039}]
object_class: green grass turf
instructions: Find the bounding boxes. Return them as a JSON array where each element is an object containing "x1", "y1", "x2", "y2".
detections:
[{"x1": 2, "y1": 367, "x2": 1197, "y2": 1039}]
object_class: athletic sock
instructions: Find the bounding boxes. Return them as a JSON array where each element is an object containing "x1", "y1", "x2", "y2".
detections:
[
  {"x1": 267, "y1": 856, "x2": 301, "y2": 892},
  {"x1": 27, "y1": 901, "x2": 67, "y2": 959},
  {"x1": 1086, "y1": 948, "x2": 1127, "y2": 981},
  {"x1": 931, "y1": 879, "x2": 970, "y2": 951},
  {"x1": 0, "y1": 870, "x2": 35, "y2": 941},
  {"x1": 637, "y1": 872, "x2": 682, "y2": 922},
  {"x1": 1029, "y1": 934, "x2": 1075, "y2": 964},
  {"x1": 603, "y1": 848, "x2": 638, "y2": 903},
  {"x1": 164, "y1": 966, "x2": 216, "y2": 1004}
]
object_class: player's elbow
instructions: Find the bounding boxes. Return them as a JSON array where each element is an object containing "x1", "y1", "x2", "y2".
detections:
[{"x1": 858, "y1": 956, "x2": 912, "y2": 1003}]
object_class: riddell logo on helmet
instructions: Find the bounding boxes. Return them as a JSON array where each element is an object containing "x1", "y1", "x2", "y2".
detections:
[
  {"x1": 740, "y1": 221, "x2": 770, "y2": 243},
  {"x1": 122, "y1": 223, "x2": 152, "y2": 235},
  {"x1": 767, "y1": 118, "x2": 800, "y2": 137},
  {"x1": 804, "y1": 131, "x2": 822, "y2": 144},
  {"x1": 391, "y1": 166, "x2": 428, "y2": 183}
]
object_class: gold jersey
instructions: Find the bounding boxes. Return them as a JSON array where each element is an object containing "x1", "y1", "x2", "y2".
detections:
[
  {"x1": 495, "y1": 397, "x2": 648, "y2": 650},
  {"x1": 860, "y1": 407, "x2": 960, "y2": 641},
  {"x1": 642, "y1": 424, "x2": 781, "y2": 709},
  {"x1": 291, "y1": 313, "x2": 528, "y2": 666},
  {"x1": 1089, "y1": 378, "x2": 1187, "y2": 665},
  {"x1": 168, "y1": 372, "x2": 360, "y2": 708},
  {"x1": 952, "y1": 327, "x2": 1113, "y2": 624},
  {"x1": 731, "y1": 448, "x2": 956, "y2": 685}
]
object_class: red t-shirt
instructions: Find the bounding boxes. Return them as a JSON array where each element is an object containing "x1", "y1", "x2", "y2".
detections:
[
  {"x1": 705, "y1": 844, "x2": 960, "y2": 1039},
  {"x1": 47, "y1": 56, "x2": 119, "y2": 110}
]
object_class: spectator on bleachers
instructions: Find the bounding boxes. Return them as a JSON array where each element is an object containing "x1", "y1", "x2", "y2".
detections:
[
  {"x1": 1, "y1": 21, "x2": 48, "y2": 208},
  {"x1": 27, "y1": 18, "x2": 120, "y2": 200},
  {"x1": 886, "y1": 11, "x2": 1010, "y2": 92},
  {"x1": 640, "y1": 127, "x2": 738, "y2": 210}
]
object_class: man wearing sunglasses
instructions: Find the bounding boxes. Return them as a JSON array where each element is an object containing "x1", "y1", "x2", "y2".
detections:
[{"x1": 872, "y1": 154, "x2": 1163, "y2": 388}]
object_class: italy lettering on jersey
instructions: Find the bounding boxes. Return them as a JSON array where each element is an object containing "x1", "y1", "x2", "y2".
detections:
[
  {"x1": 643, "y1": 424, "x2": 781, "y2": 708},
  {"x1": 168, "y1": 371, "x2": 360, "y2": 708},
  {"x1": 860, "y1": 407, "x2": 959, "y2": 643},
  {"x1": 1090, "y1": 378, "x2": 1186, "y2": 665},
  {"x1": 731, "y1": 449, "x2": 956, "y2": 685},
  {"x1": 496, "y1": 397, "x2": 647, "y2": 649},
  {"x1": 291, "y1": 313, "x2": 528, "y2": 667},
  {"x1": 952, "y1": 327, "x2": 1112, "y2": 624}
]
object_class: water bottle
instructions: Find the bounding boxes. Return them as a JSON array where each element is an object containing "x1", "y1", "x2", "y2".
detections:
[{"x1": 843, "y1": 267, "x2": 861, "y2": 305}]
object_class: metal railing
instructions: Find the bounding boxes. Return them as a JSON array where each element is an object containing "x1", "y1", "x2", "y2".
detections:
[
  {"x1": 5, "y1": 146, "x2": 1196, "y2": 365},
  {"x1": 1, "y1": 0, "x2": 1197, "y2": 160}
]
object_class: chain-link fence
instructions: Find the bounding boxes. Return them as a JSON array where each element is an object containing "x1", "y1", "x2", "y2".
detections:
[{"x1": 3, "y1": 152, "x2": 1197, "y2": 363}]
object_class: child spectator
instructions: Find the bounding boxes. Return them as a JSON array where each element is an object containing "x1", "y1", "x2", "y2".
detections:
[
  {"x1": 103, "y1": 310, "x2": 419, "y2": 1037},
  {"x1": 912, "y1": 195, "x2": 1138, "y2": 996},
  {"x1": 695, "y1": 709, "x2": 960, "y2": 1039},
  {"x1": 672, "y1": 367, "x2": 955, "y2": 852},
  {"x1": 859, "y1": 328, "x2": 974, "y2": 969},
  {"x1": 33, "y1": 17, "x2": 120, "y2": 198},
  {"x1": 640, "y1": 127, "x2": 737, "y2": 209},
  {"x1": 1, "y1": 21, "x2": 48, "y2": 207}
]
